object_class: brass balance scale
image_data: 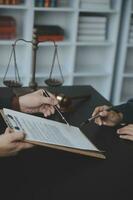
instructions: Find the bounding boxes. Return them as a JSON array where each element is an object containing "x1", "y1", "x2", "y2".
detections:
[{"x1": 3, "y1": 35, "x2": 90, "y2": 112}]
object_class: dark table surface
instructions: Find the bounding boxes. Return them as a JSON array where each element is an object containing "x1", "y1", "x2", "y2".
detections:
[{"x1": 1, "y1": 85, "x2": 133, "y2": 200}]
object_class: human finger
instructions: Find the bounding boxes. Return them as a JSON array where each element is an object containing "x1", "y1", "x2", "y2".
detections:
[
  {"x1": 16, "y1": 142, "x2": 34, "y2": 151},
  {"x1": 4, "y1": 127, "x2": 13, "y2": 134},
  {"x1": 92, "y1": 107, "x2": 101, "y2": 117},
  {"x1": 119, "y1": 135, "x2": 133, "y2": 141},
  {"x1": 117, "y1": 126, "x2": 133, "y2": 135},
  {"x1": 8, "y1": 132, "x2": 25, "y2": 142},
  {"x1": 99, "y1": 110, "x2": 110, "y2": 118},
  {"x1": 42, "y1": 104, "x2": 55, "y2": 115},
  {"x1": 42, "y1": 97, "x2": 58, "y2": 106},
  {"x1": 43, "y1": 105, "x2": 52, "y2": 117},
  {"x1": 49, "y1": 105, "x2": 55, "y2": 114},
  {"x1": 95, "y1": 117, "x2": 103, "y2": 126},
  {"x1": 92, "y1": 105, "x2": 109, "y2": 117},
  {"x1": 41, "y1": 90, "x2": 58, "y2": 105}
]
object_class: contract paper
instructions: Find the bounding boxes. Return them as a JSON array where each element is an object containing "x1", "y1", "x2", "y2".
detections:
[{"x1": 3, "y1": 108, "x2": 98, "y2": 151}]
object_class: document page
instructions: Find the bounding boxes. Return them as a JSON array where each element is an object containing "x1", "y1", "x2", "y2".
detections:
[{"x1": 3, "y1": 108, "x2": 99, "y2": 151}]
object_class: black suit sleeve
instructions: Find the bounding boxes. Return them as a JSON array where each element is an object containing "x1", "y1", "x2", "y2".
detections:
[
  {"x1": 0, "y1": 88, "x2": 14, "y2": 109},
  {"x1": 114, "y1": 99, "x2": 133, "y2": 124}
]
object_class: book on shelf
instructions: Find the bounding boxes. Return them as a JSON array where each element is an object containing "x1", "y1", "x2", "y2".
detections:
[
  {"x1": 34, "y1": 25, "x2": 64, "y2": 36},
  {"x1": 37, "y1": 35, "x2": 64, "y2": 42},
  {"x1": 11, "y1": 0, "x2": 20, "y2": 4},
  {"x1": 0, "y1": 108, "x2": 106, "y2": 159},
  {"x1": 0, "y1": 16, "x2": 16, "y2": 26},
  {"x1": 79, "y1": 0, "x2": 110, "y2": 9},
  {"x1": 77, "y1": 35, "x2": 106, "y2": 42},
  {"x1": 35, "y1": 0, "x2": 44, "y2": 7},
  {"x1": 34, "y1": 25, "x2": 64, "y2": 41},
  {"x1": 0, "y1": 0, "x2": 21, "y2": 4},
  {"x1": 78, "y1": 22, "x2": 106, "y2": 29},
  {"x1": 0, "y1": 26, "x2": 16, "y2": 33},
  {"x1": 80, "y1": 0, "x2": 110, "y2": 2},
  {"x1": 50, "y1": 0, "x2": 57, "y2": 7},
  {"x1": 80, "y1": 4, "x2": 110, "y2": 10},
  {"x1": 35, "y1": 0, "x2": 58, "y2": 7},
  {"x1": 58, "y1": 0, "x2": 68, "y2": 7},
  {"x1": 0, "y1": 16, "x2": 16, "y2": 39},
  {"x1": 78, "y1": 29, "x2": 106, "y2": 36},
  {"x1": 79, "y1": 16, "x2": 107, "y2": 24},
  {"x1": 0, "y1": 33, "x2": 16, "y2": 39},
  {"x1": 44, "y1": 0, "x2": 51, "y2": 7}
]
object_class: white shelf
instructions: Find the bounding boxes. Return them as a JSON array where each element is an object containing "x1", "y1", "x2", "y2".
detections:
[
  {"x1": 0, "y1": 0, "x2": 122, "y2": 100},
  {"x1": 78, "y1": 8, "x2": 118, "y2": 14},
  {"x1": 127, "y1": 43, "x2": 133, "y2": 47},
  {"x1": 0, "y1": 40, "x2": 27, "y2": 45},
  {"x1": 123, "y1": 73, "x2": 133, "y2": 77},
  {"x1": 73, "y1": 73, "x2": 111, "y2": 77},
  {"x1": 0, "y1": 5, "x2": 27, "y2": 9},
  {"x1": 112, "y1": 0, "x2": 133, "y2": 104},
  {"x1": 76, "y1": 41, "x2": 113, "y2": 46}
]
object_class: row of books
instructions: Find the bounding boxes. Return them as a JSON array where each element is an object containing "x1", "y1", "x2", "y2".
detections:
[
  {"x1": 77, "y1": 15, "x2": 107, "y2": 42},
  {"x1": 128, "y1": 18, "x2": 133, "y2": 43},
  {"x1": 0, "y1": 16, "x2": 16, "y2": 39},
  {"x1": 0, "y1": 0, "x2": 22, "y2": 4},
  {"x1": 79, "y1": 0, "x2": 111, "y2": 9},
  {"x1": 34, "y1": 25, "x2": 64, "y2": 42},
  {"x1": 35, "y1": 0, "x2": 67, "y2": 7}
]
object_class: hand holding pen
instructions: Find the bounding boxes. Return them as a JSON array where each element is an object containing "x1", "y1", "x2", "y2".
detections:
[
  {"x1": 81, "y1": 105, "x2": 123, "y2": 127},
  {"x1": 42, "y1": 89, "x2": 70, "y2": 126}
]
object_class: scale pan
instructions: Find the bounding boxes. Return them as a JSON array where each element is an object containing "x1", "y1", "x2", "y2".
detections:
[
  {"x1": 45, "y1": 78, "x2": 63, "y2": 87},
  {"x1": 3, "y1": 80, "x2": 22, "y2": 88}
]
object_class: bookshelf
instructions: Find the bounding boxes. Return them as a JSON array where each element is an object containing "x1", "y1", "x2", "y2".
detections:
[
  {"x1": 112, "y1": 0, "x2": 133, "y2": 104},
  {"x1": 0, "y1": 0, "x2": 122, "y2": 100}
]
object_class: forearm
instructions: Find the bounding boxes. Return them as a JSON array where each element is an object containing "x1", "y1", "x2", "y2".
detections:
[
  {"x1": 11, "y1": 96, "x2": 20, "y2": 111},
  {"x1": 0, "y1": 88, "x2": 20, "y2": 111}
]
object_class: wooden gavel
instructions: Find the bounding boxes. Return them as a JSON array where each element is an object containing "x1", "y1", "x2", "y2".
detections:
[{"x1": 56, "y1": 93, "x2": 91, "y2": 112}]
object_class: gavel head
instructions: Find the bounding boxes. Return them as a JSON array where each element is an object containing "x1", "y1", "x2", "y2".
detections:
[{"x1": 56, "y1": 93, "x2": 72, "y2": 112}]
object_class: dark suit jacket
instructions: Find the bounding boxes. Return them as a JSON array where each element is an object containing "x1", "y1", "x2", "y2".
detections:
[
  {"x1": 0, "y1": 88, "x2": 14, "y2": 109},
  {"x1": 114, "y1": 99, "x2": 133, "y2": 124}
]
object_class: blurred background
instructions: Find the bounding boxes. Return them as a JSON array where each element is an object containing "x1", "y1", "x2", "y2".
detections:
[{"x1": 0, "y1": 0, "x2": 132, "y2": 104}]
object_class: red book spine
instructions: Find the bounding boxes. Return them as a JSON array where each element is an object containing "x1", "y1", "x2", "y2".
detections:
[
  {"x1": 0, "y1": 0, "x2": 4, "y2": 4},
  {"x1": 4, "y1": 0, "x2": 10, "y2": 4},
  {"x1": 11, "y1": 0, "x2": 20, "y2": 4},
  {"x1": 44, "y1": 0, "x2": 51, "y2": 7},
  {"x1": 0, "y1": 18, "x2": 16, "y2": 27},
  {"x1": 37, "y1": 35, "x2": 64, "y2": 42},
  {"x1": 0, "y1": 0, "x2": 20, "y2": 4},
  {"x1": 0, "y1": 32, "x2": 16, "y2": 39},
  {"x1": 0, "y1": 26, "x2": 16, "y2": 33}
]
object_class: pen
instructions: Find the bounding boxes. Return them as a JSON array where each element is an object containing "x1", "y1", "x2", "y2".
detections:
[
  {"x1": 80, "y1": 106, "x2": 113, "y2": 127},
  {"x1": 42, "y1": 89, "x2": 70, "y2": 126}
]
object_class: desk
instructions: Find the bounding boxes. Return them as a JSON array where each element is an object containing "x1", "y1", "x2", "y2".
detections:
[{"x1": 0, "y1": 85, "x2": 133, "y2": 200}]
